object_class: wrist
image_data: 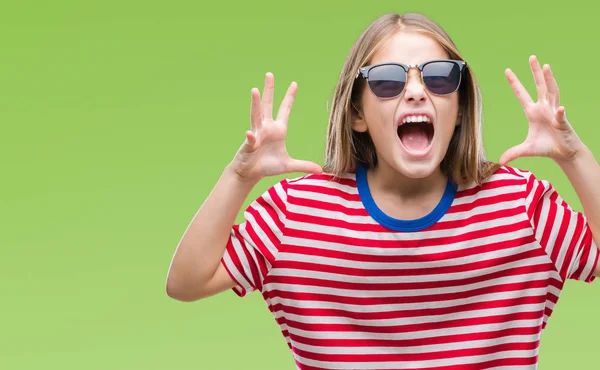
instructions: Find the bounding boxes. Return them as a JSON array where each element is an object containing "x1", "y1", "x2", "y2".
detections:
[
  {"x1": 555, "y1": 141, "x2": 590, "y2": 169},
  {"x1": 224, "y1": 163, "x2": 261, "y2": 189}
]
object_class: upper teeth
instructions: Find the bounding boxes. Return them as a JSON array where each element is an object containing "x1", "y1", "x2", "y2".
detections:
[{"x1": 402, "y1": 115, "x2": 431, "y2": 124}]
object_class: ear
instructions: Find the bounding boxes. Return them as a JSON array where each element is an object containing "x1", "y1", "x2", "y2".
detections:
[{"x1": 351, "y1": 107, "x2": 368, "y2": 133}]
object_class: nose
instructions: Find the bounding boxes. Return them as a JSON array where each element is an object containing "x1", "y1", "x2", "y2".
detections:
[{"x1": 403, "y1": 68, "x2": 427, "y2": 103}]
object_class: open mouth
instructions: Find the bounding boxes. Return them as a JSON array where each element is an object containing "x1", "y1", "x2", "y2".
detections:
[{"x1": 397, "y1": 116, "x2": 434, "y2": 152}]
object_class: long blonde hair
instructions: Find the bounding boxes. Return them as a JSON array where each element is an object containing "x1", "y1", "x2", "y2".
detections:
[{"x1": 323, "y1": 13, "x2": 500, "y2": 186}]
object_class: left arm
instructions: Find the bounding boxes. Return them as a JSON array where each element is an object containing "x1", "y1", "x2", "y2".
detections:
[
  {"x1": 555, "y1": 147, "x2": 600, "y2": 275},
  {"x1": 500, "y1": 55, "x2": 600, "y2": 276}
]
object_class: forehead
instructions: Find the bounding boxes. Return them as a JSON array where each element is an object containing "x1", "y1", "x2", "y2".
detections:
[{"x1": 370, "y1": 31, "x2": 449, "y2": 65}]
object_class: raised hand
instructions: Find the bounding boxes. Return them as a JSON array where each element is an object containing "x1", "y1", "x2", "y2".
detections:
[
  {"x1": 499, "y1": 55, "x2": 585, "y2": 166},
  {"x1": 230, "y1": 73, "x2": 323, "y2": 182}
]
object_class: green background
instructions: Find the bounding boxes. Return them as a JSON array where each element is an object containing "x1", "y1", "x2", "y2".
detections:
[{"x1": 1, "y1": 0, "x2": 598, "y2": 369}]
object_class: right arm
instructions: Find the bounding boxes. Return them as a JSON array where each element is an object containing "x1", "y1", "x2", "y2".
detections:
[
  {"x1": 165, "y1": 73, "x2": 322, "y2": 302},
  {"x1": 165, "y1": 165, "x2": 258, "y2": 302}
]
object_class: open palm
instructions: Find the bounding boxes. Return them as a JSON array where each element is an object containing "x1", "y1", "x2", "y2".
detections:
[
  {"x1": 500, "y1": 56, "x2": 583, "y2": 166},
  {"x1": 232, "y1": 73, "x2": 322, "y2": 181}
]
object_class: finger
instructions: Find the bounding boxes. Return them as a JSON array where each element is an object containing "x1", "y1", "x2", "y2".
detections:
[
  {"x1": 284, "y1": 159, "x2": 323, "y2": 175},
  {"x1": 543, "y1": 64, "x2": 560, "y2": 108},
  {"x1": 244, "y1": 130, "x2": 258, "y2": 150},
  {"x1": 505, "y1": 68, "x2": 533, "y2": 107},
  {"x1": 275, "y1": 81, "x2": 298, "y2": 122},
  {"x1": 250, "y1": 88, "x2": 262, "y2": 131},
  {"x1": 529, "y1": 55, "x2": 547, "y2": 101},
  {"x1": 262, "y1": 72, "x2": 275, "y2": 121},
  {"x1": 499, "y1": 143, "x2": 532, "y2": 166},
  {"x1": 556, "y1": 106, "x2": 568, "y2": 125}
]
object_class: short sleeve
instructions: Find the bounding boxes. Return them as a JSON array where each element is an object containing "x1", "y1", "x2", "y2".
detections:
[
  {"x1": 524, "y1": 171, "x2": 599, "y2": 283},
  {"x1": 220, "y1": 179, "x2": 289, "y2": 297}
]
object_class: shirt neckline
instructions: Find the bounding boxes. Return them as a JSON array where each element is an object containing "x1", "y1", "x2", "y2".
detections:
[{"x1": 355, "y1": 162, "x2": 457, "y2": 232}]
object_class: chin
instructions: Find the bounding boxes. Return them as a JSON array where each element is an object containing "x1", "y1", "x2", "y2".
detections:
[
  {"x1": 375, "y1": 136, "x2": 447, "y2": 180},
  {"x1": 393, "y1": 137, "x2": 448, "y2": 179},
  {"x1": 396, "y1": 162, "x2": 441, "y2": 179}
]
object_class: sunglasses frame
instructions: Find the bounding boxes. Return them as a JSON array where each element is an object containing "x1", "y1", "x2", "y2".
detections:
[{"x1": 355, "y1": 59, "x2": 467, "y2": 98}]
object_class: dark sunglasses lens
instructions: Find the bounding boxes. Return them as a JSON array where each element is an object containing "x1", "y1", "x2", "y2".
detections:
[
  {"x1": 422, "y1": 62, "x2": 461, "y2": 95},
  {"x1": 367, "y1": 65, "x2": 406, "y2": 98}
]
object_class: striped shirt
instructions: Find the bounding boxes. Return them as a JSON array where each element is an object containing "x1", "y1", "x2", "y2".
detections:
[{"x1": 220, "y1": 164, "x2": 598, "y2": 370}]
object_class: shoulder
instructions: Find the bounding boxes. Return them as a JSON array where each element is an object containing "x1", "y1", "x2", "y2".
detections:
[
  {"x1": 277, "y1": 171, "x2": 360, "y2": 205},
  {"x1": 485, "y1": 164, "x2": 536, "y2": 184},
  {"x1": 255, "y1": 171, "x2": 357, "y2": 205},
  {"x1": 456, "y1": 164, "x2": 540, "y2": 198},
  {"x1": 285, "y1": 171, "x2": 357, "y2": 190}
]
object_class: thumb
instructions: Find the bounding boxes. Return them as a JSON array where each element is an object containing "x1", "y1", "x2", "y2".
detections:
[
  {"x1": 556, "y1": 106, "x2": 568, "y2": 125},
  {"x1": 285, "y1": 159, "x2": 323, "y2": 175},
  {"x1": 499, "y1": 143, "x2": 531, "y2": 166}
]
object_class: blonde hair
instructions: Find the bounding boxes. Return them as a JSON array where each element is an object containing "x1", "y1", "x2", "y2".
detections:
[{"x1": 323, "y1": 13, "x2": 500, "y2": 186}]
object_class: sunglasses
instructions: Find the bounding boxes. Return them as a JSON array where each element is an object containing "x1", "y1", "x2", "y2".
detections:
[{"x1": 355, "y1": 59, "x2": 467, "y2": 98}]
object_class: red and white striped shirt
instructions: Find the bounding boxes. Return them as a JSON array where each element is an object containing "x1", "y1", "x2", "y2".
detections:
[{"x1": 221, "y1": 164, "x2": 598, "y2": 370}]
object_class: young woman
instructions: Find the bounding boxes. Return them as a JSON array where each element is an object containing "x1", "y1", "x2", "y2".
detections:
[{"x1": 166, "y1": 12, "x2": 600, "y2": 369}]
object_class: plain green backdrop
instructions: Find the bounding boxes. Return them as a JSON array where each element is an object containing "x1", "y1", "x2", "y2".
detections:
[{"x1": 1, "y1": 0, "x2": 599, "y2": 369}]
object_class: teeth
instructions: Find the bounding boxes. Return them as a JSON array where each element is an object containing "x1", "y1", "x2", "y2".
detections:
[{"x1": 401, "y1": 115, "x2": 431, "y2": 124}]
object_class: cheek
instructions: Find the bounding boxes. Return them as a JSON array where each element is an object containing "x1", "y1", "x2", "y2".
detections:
[
  {"x1": 435, "y1": 97, "x2": 460, "y2": 129},
  {"x1": 443, "y1": 94, "x2": 459, "y2": 114},
  {"x1": 361, "y1": 91, "x2": 378, "y2": 118},
  {"x1": 363, "y1": 95, "x2": 397, "y2": 128}
]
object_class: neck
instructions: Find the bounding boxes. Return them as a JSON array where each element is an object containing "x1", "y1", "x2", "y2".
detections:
[{"x1": 367, "y1": 160, "x2": 448, "y2": 199}]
